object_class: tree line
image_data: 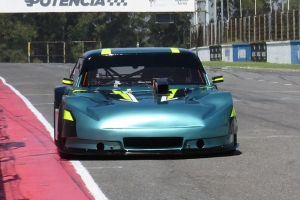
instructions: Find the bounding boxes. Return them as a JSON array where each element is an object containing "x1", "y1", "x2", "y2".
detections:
[{"x1": 0, "y1": 12, "x2": 192, "y2": 63}]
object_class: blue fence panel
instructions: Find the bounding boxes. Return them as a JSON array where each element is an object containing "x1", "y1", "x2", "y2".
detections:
[
  {"x1": 232, "y1": 43, "x2": 251, "y2": 62},
  {"x1": 290, "y1": 40, "x2": 300, "y2": 64}
]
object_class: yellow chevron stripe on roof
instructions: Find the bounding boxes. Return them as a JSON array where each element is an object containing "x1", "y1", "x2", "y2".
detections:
[
  {"x1": 101, "y1": 48, "x2": 112, "y2": 55},
  {"x1": 170, "y1": 48, "x2": 180, "y2": 53}
]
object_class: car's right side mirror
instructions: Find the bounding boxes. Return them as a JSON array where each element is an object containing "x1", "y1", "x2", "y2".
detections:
[{"x1": 212, "y1": 76, "x2": 224, "y2": 83}]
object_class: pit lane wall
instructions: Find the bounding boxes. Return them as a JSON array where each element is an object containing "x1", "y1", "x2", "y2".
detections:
[{"x1": 191, "y1": 40, "x2": 300, "y2": 64}]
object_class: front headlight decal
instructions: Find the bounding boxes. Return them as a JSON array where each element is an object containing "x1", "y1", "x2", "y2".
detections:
[
  {"x1": 231, "y1": 107, "x2": 236, "y2": 118},
  {"x1": 64, "y1": 110, "x2": 74, "y2": 121}
]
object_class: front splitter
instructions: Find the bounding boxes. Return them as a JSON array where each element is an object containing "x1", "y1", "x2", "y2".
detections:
[{"x1": 58, "y1": 142, "x2": 239, "y2": 156}]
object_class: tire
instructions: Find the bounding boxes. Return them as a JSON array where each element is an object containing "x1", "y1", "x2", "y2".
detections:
[
  {"x1": 226, "y1": 134, "x2": 237, "y2": 154},
  {"x1": 54, "y1": 100, "x2": 59, "y2": 146},
  {"x1": 54, "y1": 101, "x2": 64, "y2": 147},
  {"x1": 233, "y1": 133, "x2": 237, "y2": 146},
  {"x1": 225, "y1": 119, "x2": 237, "y2": 155},
  {"x1": 57, "y1": 105, "x2": 66, "y2": 149},
  {"x1": 57, "y1": 127, "x2": 70, "y2": 159},
  {"x1": 56, "y1": 104, "x2": 70, "y2": 159},
  {"x1": 58, "y1": 150, "x2": 70, "y2": 159}
]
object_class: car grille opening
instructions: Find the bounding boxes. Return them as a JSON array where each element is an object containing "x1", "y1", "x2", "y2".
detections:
[{"x1": 123, "y1": 137, "x2": 183, "y2": 149}]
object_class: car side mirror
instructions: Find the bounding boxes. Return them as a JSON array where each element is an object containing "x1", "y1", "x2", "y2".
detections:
[
  {"x1": 212, "y1": 76, "x2": 224, "y2": 83},
  {"x1": 62, "y1": 78, "x2": 74, "y2": 85}
]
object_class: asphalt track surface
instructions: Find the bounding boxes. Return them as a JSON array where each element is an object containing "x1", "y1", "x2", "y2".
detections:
[{"x1": 0, "y1": 63, "x2": 300, "y2": 200}]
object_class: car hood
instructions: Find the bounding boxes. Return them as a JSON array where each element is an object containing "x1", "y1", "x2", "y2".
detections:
[{"x1": 64, "y1": 88, "x2": 233, "y2": 128}]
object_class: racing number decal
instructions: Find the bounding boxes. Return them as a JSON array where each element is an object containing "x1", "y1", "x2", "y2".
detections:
[
  {"x1": 112, "y1": 90, "x2": 138, "y2": 102},
  {"x1": 161, "y1": 89, "x2": 178, "y2": 102}
]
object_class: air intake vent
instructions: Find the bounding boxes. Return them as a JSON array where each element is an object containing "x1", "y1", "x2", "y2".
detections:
[{"x1": 123, "y1": 137, "x2": 183, "y2": 149}]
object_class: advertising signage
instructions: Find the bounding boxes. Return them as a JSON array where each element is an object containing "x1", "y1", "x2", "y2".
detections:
[{"x1": 0, "y1": 0, "x2": 195, "y2": 13}]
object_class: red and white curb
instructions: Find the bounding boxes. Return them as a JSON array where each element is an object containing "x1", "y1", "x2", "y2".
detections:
[{"x1": 0, "y1": 77, "x2": 108, "y2": 200}]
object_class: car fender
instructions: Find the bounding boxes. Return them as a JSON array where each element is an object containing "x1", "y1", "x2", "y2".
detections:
[{"x1": 54, "y1": 85, "x2": 67, "y2": 108}]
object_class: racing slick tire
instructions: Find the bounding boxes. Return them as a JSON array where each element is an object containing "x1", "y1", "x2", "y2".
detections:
[
  {"x1": 56, "y1": 104, "x2": 70, "y2": 159},
  {"x1": 226, "y1": 118, "x2": 238, "y2": 154},
  {"x1": 54, "y1": 100, "x2": 59, "y2": 147}
]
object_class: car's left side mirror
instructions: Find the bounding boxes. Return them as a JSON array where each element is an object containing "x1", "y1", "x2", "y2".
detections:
[
  {"x1": 212, "y1": 76, "x2": 224, "y2": 83},
  {"x1": 62, "y1": 78, "x2": 74, "y2": 85}
]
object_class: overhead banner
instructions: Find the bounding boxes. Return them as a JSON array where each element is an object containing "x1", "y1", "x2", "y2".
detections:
[{"x1": 0, "y1": 0, "x2": 194, "y2": 13}]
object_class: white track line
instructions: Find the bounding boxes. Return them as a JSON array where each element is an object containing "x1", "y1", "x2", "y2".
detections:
[
  {"x1": 239, "y1": 135, "x2": 300, "y2": 139},
  {"x1": 0, "y1": 77, "x2": 108, "y2": 200}
]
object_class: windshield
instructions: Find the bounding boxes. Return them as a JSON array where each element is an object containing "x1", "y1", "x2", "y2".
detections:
[
  {"x1": 81, "y1": 66, "x2": 205, "y2": 87},
  {"x1": 78, "y1": 53, "x2": 206, "y2": 87}
]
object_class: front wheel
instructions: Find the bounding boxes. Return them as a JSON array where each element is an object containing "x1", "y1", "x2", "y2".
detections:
[
  {"x1": 57, "y1": 127, "x2": 70, "y2": 159},
  {"x1": 56, "y1": 105, "x2": 70, "y2": 159},
  {"x1": 58, "y1": 149, "x2": 70, "y2": 159},
  {"x1": 54, "y1": 101, "x2": 59, "y2": 146}
]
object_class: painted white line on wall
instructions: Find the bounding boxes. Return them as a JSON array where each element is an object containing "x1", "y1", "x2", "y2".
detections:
[
  {"x1": 0, "y1": 77, "x2": 108, "y2": 200},
  {"x1": 284, "y1": 84, "x2": 293, "y2": 86}
]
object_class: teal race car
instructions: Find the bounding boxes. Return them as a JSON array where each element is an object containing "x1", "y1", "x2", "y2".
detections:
[{"x1": 54, "y1": 47, "x2": 238, "y2": 158}]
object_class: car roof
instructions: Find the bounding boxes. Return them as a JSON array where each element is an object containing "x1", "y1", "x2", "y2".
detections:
[
  {"x1": 81, "y1": 47, "x2": 206, "y2": 73},
  {"x1": 83, "y1": 47, "x2": 195, "y2": 56}
]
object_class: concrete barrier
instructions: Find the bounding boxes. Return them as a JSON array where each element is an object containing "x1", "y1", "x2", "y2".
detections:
[
  {"x1": 190, "y1": 46, "x2": 210, "y2": 62},
  {"x1": 221, "y1": 44, "x2": 233, "y2": 62},
  {"x1": 266, "y1": 41, "x2": 291, "y2": 64},
  {"x1": 191, "y1": 40, "x2": 300, "y2": 64}
]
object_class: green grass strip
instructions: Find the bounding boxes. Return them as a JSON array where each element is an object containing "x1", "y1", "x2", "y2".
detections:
[{"x1": 202, "y1": 61, "x2": 300, "y2": 71}]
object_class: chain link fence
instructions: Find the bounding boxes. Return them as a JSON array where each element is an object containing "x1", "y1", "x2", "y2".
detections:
[
  {"x1": 28, "y1": 41, "x2": 102, "y2": 63},
  {"x1": 190, "y1": 8, "x2": 300, "y2": 47}
]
